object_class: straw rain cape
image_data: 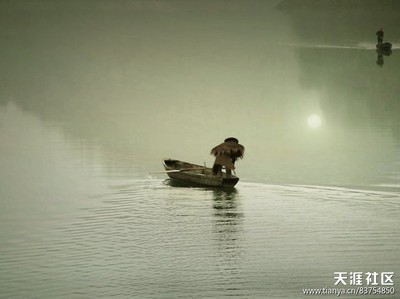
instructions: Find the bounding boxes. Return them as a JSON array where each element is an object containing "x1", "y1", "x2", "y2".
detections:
[
  {"x1": 211, "y1": 137, "x2": 245, "y2": 160},
  {"x1": 211, "y1": 137, "x2": 244, "y2": 170}
]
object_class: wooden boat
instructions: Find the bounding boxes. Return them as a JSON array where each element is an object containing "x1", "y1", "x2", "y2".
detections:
[{"x1": 162, "y1": 159, "x2": 239, "y2": 188}]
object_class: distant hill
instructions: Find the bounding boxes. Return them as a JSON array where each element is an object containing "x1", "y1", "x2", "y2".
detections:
[{"x1": 277, "y1": 0, "x2": 400, "y2": 10}]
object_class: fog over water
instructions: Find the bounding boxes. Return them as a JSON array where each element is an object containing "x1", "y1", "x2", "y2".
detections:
[
  {"x1": 1, "y1": 0, "x2": 400, "y2": 188},
  {"x1": 0, "y1": 1, "x2": 399, "y2": 298}
]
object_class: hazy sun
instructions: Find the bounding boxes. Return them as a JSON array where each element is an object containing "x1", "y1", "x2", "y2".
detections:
[{"x1": 307, "y1": 114, "x2": 322, "y2": 129}]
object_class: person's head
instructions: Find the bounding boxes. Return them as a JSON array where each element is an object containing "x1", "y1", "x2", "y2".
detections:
[{"x1": 224, "y1": 137, "x2": 239, "y2": 143}]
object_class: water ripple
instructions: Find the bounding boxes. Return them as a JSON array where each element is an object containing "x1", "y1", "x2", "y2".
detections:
[{"x1": 1, "y1": 180, "x2": 399, "y2": 298}]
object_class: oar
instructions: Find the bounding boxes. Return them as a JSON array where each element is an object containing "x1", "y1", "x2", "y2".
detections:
[{"x1": 149, "y1": 168, "x2": 205, "y2": 175}]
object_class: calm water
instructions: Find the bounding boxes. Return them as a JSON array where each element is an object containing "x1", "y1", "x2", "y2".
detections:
[{"x1": 1, "y1": 1, "x2": 399, "y2": 298}]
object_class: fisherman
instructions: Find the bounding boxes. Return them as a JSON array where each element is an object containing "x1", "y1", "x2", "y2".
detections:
[
  {"x1": 211, "y1": 137, "x2": 244, "y2": 176},
  {"x1": 376, "y1": 28, "x2": 384, "y2": 45},
  {"x1": 212, "y1": 153, "x2": 235, "y2": 176}
]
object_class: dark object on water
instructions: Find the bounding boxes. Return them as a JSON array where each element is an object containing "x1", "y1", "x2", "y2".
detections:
[
  {"x1": 375, "y1": 28, "x2": 391, "y2": 55},
  {"x1": 376, "y1": 28, "x2": 384, "y2": 45},
  {"x1": 210, "y1": 137, "x2": 245, "y2": 175},
  {"x1": 376, "y1": 53, "x2": 384, "y2": 66},
  {"x1": 162, "y1": 159, "x2": 239, "y2": 188},
  {"x1": 376, "y1": 42, "x2": 392, "y2": 56}
]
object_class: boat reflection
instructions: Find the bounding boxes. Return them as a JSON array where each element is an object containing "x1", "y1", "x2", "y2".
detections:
[
  {"x1": 212, "y1": 189, "x2": 242, "y2": 242},
  {"x1": 212, "y1": 188, "x2": 239, "y2": 210},
  {"x1": 163, "y1": 179, "x2": 244, "y2": 252},
  {"x1": 376, "y1": 48, "x2": 392, "y2": 67},
  {"x1": 211, "y1": 188, "x2": 244, "y2": 271}
]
